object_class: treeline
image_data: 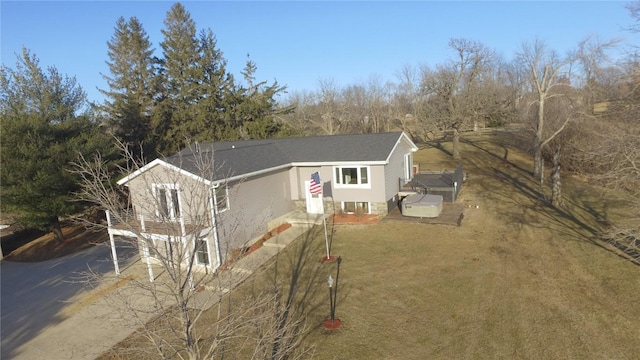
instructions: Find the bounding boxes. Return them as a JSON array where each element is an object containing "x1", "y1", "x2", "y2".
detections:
[
  {"x1": 277, "y1": 29, "x2": 639, "y2": 247},
  {"x1": 1, "y1": 1, "x2": 639, "y2": 247},
  {"x1": 98, "y1": 2, "x2": 292, "y2": 159},
  {"x1": 0, "y1": 2, "x2": 291, "y2": 241}
]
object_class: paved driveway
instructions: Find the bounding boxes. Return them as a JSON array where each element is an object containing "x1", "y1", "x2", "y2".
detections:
[{"x1": 1, "y1": 240, "x2": 138, "y2": 359}]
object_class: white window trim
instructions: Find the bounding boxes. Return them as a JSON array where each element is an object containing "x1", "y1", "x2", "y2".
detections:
[
  {"x1": 195, "y1": 238, "x2": 211, "y2": 266},
  {"x1": 341, "y1": 201, "x2": 371, "y2": 214},
  {"x1": 333, "y1": 165, "x2": 371, "y2": 189},
  {"x1": 404, "y1": 153, "x2": 413, "y2": 181},
  {"x1": 152, "y1": 183, "x2": 182, "y2": 220},
  {"x1": 212, "y1": 185, "x2": 230, "y2": 213}
]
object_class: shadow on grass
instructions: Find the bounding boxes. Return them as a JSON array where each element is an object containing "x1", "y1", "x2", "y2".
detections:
[
  {"x1": 461, "y1": 135, "x2": 639, "y2": 267},
  {"x1": 461, "y1": 136, "x2": 533, "y2": 177},
  {"x1": 425, "y1": 139, "x2": 453, "y2": 157},
  {"x1": 98, "y1": 224, "x2": 341, "y2": 359}
]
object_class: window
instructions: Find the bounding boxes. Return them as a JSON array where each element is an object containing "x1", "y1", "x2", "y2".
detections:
[
  {"x1": 212, "y1": 185, "x2": 229, "y2": 213},
  {"x1": 154, "y1": 184, "x2": 181, "y2": 220},
  {"x1": 334, "y1": 166, "x2": 370, "y2": 187},
  {"x1": 404, "y1": 153, "x2": 414, "y2": 180},
  {"x1": 196, "y1": 239, "x2": 210, "y2": 265},
  {"x1": 342, "y1": 201, "x2": 370, "y2": 214}
]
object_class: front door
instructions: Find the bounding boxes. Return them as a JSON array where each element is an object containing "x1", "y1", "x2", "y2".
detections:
[{"x1": 305, "y1": 180, "x2": 324, "y2": 214}]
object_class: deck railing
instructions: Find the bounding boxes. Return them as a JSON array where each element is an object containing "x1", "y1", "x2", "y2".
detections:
[
  {"x1": 397, "y1": 165, "x2": 463, "y2": 202},
  {"x1": 106, "y1": 210, "x2": 211, "y2": 237}
]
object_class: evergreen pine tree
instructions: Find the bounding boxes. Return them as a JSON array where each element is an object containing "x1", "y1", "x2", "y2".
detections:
[
  {"x1": 156, "y1": 2, "x2": 202, "y2": 153},
  {"x1": 0, "y1": 48, "x2": 114, "y2": 242},
  {"x1": 155, "y1": 2, "x2": 293, "y2": 149},
  {"x1": 99, "y1": 16, "x2": 157, "y2": 159},
  {"x1": 191, "y1": 28, "x2": 235, "y2": 142},
  {"x1": 232, "y1": 55, "x2": 294, "y2": 139}
]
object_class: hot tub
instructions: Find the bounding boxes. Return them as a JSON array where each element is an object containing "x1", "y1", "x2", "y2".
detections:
[{"x1": 401, "y1": 194, "x2": 443, "y2": 218}]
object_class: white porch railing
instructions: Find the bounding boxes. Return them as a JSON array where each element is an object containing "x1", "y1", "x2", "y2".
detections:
[{"x1": 106, "y1": 210, "x2": 210, "y2": 237}]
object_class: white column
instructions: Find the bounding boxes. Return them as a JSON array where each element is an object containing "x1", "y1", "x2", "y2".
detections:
[
  {"x1": 146, "y1": 253, "x2": 154, "y2": 283},
  {"x1": 180, "y1": 216, "x2": 186, "y2": 237},
  {"x1": 105, "y1": 211, "x2": 120, "y2": 274},
  {"x1": 109, "y1": 233, "x2": 120, "y2": 275},
  {"x1": 140, "y1": 214, "x2": 146, "y2": 232}
]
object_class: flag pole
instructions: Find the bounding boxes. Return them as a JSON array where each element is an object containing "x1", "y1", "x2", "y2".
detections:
[
  {"x1": 323, "y1": 203, "x2": 330, "y2": 260},
  {"x1": 311, "y1": 171, "x2": 332, "y2": 262}
]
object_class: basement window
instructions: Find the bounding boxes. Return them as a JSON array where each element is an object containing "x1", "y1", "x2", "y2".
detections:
[{"x1": 342, "y1": 201, "x2": 370, "y2": 214}]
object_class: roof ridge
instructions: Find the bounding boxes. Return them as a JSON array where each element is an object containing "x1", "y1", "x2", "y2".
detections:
[{"x1": 182, "y1": 131, "x2": 405, "y2": 150}]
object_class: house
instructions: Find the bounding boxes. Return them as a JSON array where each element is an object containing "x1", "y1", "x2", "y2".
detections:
[{"x1": 106, "y1": 132, "x2": 418, "y2": 273}]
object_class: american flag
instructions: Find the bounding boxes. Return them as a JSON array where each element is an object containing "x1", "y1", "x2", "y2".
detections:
[{"x1": 310, "y1": 172, "x2": 322, "y2": 194}]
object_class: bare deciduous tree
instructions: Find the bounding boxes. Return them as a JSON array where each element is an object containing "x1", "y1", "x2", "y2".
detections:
[
  {"x1": 421, "y1": 38, "x2": 495, "y2": 159},
  {"x1": 341, "y1": 83, "x2": 368, "y2": 132},
  {"x1": 568, "y1": 66, "x2": 640, "y2": 259},
  {"x1": 315, "y1": 78, "x2": 343, "y2": 135},
  {"x1": 71, "y1": 139, "x2": 321, "y2": 359},
  {"x1": 517, "y1": 39, "x2": 573, "y2": 182},
  {"x1": 516, "y1": 38, "x2": 617, "y2": 185},
  {"x1": 390, "y1": 64, "x2": 426, "y2": 140},
  {"x1": 364, "y1": 74, "x2": 392, "y2": 133}
]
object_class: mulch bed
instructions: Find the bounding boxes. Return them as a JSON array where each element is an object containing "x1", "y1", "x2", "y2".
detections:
[
  {"x1": 2, "y1": 225, "x2": 108, "y2": 262},
  {"x1": 219, "y1": 222, "x2": 292, "y2": 270},
  {"x1": 330, "y1": 213, "x2": 381, "y2": 225}
]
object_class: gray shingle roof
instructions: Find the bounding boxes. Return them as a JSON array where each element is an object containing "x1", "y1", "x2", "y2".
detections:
[{"x1": 163, "y1": 132, "x2": 407, "y2": 182}]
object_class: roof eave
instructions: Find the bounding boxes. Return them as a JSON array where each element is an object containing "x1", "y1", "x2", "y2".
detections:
[
  {"x1": 119, "y1": 132, "x2": 416, "y2": 186},
  {"x1": 291, "y1": 160, "x2": 388, "y2": 166},
  {"x1": 385, "y1": 132, "x2": 419, "y2": 164},
  {"x1": 117, "y1": 159, "x2": 212, "y2": 187},
  {"x1": 219, "y1": 163, "x2": 292, "y2": 184}
]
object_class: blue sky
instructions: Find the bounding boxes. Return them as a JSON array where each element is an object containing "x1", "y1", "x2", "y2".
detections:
[{"x1": 2, "y1": 1, "x2": 636, "y2": 104}]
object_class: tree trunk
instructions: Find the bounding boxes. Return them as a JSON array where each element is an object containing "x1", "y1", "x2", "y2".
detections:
[
  {"x1": 534, "y1": 91, "x2": 546, "y2": 179},
  {"x1": 51, "y1": 218, "x2": 65, "y2": 244},
  {"x1": 551, "y1": 147, "x2": 563, "y2": 208},
  {"x1": 452, "y1": 127, "x2": 461, "y2": 160},
  {"x1": 181, "y1": 299, "x2": 197, "y2": 360},
  {"x1": 533, "y1": 145, "x2": 543, "y2": 180}
]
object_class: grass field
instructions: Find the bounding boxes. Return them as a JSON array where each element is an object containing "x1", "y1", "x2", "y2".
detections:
[
  {"x1": 104, "y1": 132, "x2": 640, "y2": 359},
  {"x1": 294, "y1": 132, "x2": 639, "y2": 359}
]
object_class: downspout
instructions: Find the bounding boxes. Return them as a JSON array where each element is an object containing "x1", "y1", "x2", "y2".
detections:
[{"x1": 210, "y1": 184, "x2": 223, "y2": 270}]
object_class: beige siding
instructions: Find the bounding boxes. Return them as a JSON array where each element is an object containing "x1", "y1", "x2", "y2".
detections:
[
  {"x1": 125, "y1": 165, "x2": 295, "y2": 264},
  {"x1": 126, "y1": 164, "x2": 211, "y2": 225},
  {"x1": 289, "y1": 167, "x2": 300, "y2": 200},
  {"x1": 122, "y1": 164, "x2": 219, "y2": 269},
  {"x1": 384, "y1": 138, "x2": 415, "y2": 206},
  {"x1": 292, "y1": 166, "x2": 331, "y2": 200},
  {"x1": 330, "y1": 165, "x2": 386, "y2": 203},
  {"x1": 216, "y1": 169, "x2": 295, "y2": 255}
]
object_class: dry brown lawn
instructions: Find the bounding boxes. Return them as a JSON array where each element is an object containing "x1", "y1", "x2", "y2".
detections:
[
  {"x1": 101, "y1": 131, "x2": 640, "y2": 359},
  {"x1": 301, "y1": 133, "x2": 640, "y2": 359}
]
